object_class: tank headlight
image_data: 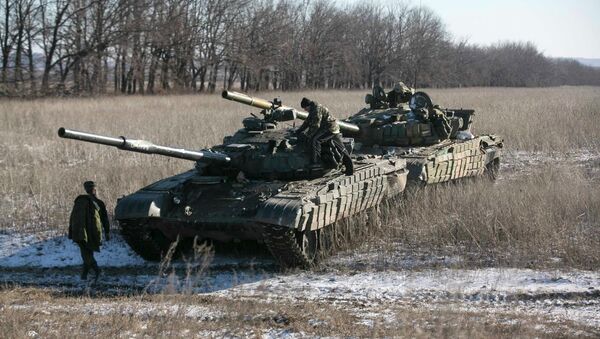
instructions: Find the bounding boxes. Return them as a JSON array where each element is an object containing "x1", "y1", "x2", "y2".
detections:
[{"x1": 173, "y1": 196, "x2": 181, "y2": 205}]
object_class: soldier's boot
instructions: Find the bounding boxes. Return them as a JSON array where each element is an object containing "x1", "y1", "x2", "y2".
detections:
[
  {"x1": 92, "y1": 264, "x2": 101, "y2": 283},
  {"x1": 308, "y1": 152, "x2": 322, "y2": 169},
  {"x1": 343, "y1": 154, "x2": 354, "y2": 176},
  {"x1": 311, "y1": 150, "x2": 320, "y2": 165},
  {"x1": 80, "y1": 265, "x2": 89, "y2": 280}
]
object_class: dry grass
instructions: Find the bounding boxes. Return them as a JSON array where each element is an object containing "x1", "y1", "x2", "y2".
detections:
[
  {"x1": 1, "y1": 87, "x2": 600, "y2": 337},
  {"x1": 0, "y1": 288, "x2": 592, "y2": 338},
  {"x1": 1, "y1": 87, "x2": 599, "y2": 268},
  {"x1": 331, "y1": 165, "x2": 600, "y2": 269}
]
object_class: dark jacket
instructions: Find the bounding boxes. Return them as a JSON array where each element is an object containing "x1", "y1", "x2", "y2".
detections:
[{"x1": 68, "y1": 194, "x2": 109, "y2": 252}]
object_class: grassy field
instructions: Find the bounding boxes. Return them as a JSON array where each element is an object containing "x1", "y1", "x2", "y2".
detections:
[
  {"x1": 1, "y1": 87, "x2": 600, "y2": 337},
  {"x1": 2, "y1": 287, "x2": 593, "y2": 338},
  {"x1": 1, "y1": 86, "x2": 599, "y2": 267}
]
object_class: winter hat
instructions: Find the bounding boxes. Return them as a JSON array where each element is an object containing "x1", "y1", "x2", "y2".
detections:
[
  {"x1": 300, "y1": 97, "x2": 313, "y2": 108},
  {"x1": 83, "y1": 181, "x2": 96, "y2": 193}
]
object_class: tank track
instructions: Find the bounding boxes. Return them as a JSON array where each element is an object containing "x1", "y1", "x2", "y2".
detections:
[
  {"x1": 262, "y1": 225, "x2": 313, "y2": 269},
  {"x1": 119, "y1": 220, "x2": 169, "y2": 261}
]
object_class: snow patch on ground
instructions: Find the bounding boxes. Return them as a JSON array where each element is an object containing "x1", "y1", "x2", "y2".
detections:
[
  {"x1": 215, "y1": 268, "x2": 600, "y2": 302},
  {"x1": 1, "y1": 223, "x2": 599, "y2": 331},
  {"x1": 501, "y1": 149, "x2": 600, "y2": 180},
  {"x1": 212, "y1": 268, "x2": 600, "y2": 328},
  {"x1": 0, "y1": 231, "x2": 146, "y2": 268}
]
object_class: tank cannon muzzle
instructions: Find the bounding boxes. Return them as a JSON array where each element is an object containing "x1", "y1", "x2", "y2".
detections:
[
  {"x1": 58, "y1": 128, "x2": 230, "y2": 162},
  {"x1": 221, "y1": 90, "x2": 360, "y2": 134},
  {"x1": 222, "y1": 90, "x2": 274, "y2": 110}
]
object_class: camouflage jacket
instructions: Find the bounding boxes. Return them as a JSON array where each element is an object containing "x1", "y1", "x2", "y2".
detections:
[
  {"x1": 430, "y1": 107, "x2": 451, "y2": 140},
  {"x1": 387, "y1": 87, "x2": 413, "y2": 108},
  {"x1": 68, "y1": 195, "x2": 109, "y2": 252},
  {"x1": 297, "y1": 103, "x2": 340, "y2": 137}
]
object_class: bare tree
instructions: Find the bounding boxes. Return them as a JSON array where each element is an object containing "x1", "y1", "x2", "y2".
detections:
[
  {"x1": 1, "y1": 0, "x2": 598, "y2": 96},
  {"x1": 1, "y1": 0, "x2": 15, "y2": 85}
]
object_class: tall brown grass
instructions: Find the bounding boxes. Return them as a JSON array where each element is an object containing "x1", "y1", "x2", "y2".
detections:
[
  {"x1": 1, "y1": 87, "x2": 599, "y2": 268},
  {"x1": 329, "y1": 165, "x2": 600, "y2": 269}
]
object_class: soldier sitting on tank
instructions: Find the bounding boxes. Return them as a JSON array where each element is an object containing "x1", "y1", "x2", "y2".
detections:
[
  {"x1": 409, "y1": 92, "x2": 452, "y2": 140},
  {"x1": 387, "y1": 82, "x2": 414, "y2": 108},
  {"x1": 365, "y1": 85, "x2": 389, "y2": 110},
  {"x1": 296, "y1": 98, "x2": 353, "y2": 175}
]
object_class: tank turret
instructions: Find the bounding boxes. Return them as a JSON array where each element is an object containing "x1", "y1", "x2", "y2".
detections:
[
  {"x1": 58, "y1": 93, "x2": 358, "y2": 182},
  {"x1": 222, "y1": 90, "x2": 361, "y2": 134}
]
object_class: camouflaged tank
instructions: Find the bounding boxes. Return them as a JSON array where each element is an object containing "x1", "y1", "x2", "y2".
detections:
[
  {"x1": 345, "y1": 91, "x2": 503, "y2": 184},
  {"x1": 58, "y1": 92, "x2": 408, "y2": 268}
]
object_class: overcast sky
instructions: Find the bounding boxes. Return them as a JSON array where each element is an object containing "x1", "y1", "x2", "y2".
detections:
[{"x1": 376, "y1": 0, "x2": 600, "y2": 58}]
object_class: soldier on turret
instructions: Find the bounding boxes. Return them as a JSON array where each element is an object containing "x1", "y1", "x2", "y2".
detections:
[
  {"x1": 387, "y1": 82, "x2": 414, "y2": 108},
  {"x1": 409, "y1": 91, "x2": 452, "y2": 140},
  {"x1": 296, "y1": 98, "x2": 353, "y2": 175},
  {"x1": 365, "y1": 85, "x2": 388, "y2": 109}
]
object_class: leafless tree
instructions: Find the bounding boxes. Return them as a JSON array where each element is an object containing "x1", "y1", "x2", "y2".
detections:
[{"x1": 1, "y1": 0, "x2": 598, "y2": 97}]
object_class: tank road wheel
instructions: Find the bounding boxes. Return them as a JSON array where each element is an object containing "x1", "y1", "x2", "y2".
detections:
[
  {"x1": 119, "y1": 220, "x2": 183, "y2": 261},
  {"x1": 263, "y1": 225, "x2": 320, "y2": 269},
  {"x1": 296, "y1": 230, "x2": 319, "y2": 263}
]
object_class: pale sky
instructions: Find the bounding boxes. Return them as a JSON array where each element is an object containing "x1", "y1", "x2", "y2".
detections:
[{"x1": 377, "y1": 0, "x2": 600, "y2": 58}]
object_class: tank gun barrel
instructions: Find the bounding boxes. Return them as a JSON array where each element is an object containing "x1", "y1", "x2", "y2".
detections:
[
  {"x1": 221, "y1": 90, "x2": 276, "y2": 111},
  {"x1": 58, "y1": 128, "x2": 230, "y2": 162},
  {"x1": 222, "y1": 90, "x2": 360, "y2": 134}
]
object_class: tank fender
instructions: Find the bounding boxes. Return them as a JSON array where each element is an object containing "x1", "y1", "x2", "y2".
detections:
[
  {"x1": 254, "y1": 196, "x2": 304, "y2": 229},
  {"x1": 115, "y1": 191, "x2": 171, "y2": 219}
]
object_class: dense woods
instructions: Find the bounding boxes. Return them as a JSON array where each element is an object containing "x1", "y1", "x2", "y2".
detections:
[{"x1": 1, "y1": 0, "x2": 599, "y2": 96}]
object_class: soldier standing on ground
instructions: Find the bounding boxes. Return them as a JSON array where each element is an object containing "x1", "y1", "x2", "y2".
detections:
[
  {"x1": 296, "y1": 98, "x2": 353, "y2": 175},
  {"x1": 387, "y1": 82, "x2": 414, "y2": 108},
  {"x1": 68, "y1": 181, "x2": 110, "y2": 281}
]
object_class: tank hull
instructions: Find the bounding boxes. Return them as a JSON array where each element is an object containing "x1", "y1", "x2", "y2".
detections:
[{"x1": 356, "y1": 134, "x2": 502, "y2": 184}]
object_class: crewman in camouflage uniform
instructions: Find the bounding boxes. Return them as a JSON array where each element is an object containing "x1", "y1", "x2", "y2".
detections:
[
  {"x1": 430, "y1": 105, "x2": 452, "y2": 140},
  {"x1": 387, "y1": 82, "x2": 414, "y2": 108},
  {"x1": 296, "y1": 98, "x2": 353, "y2": 175},
  {"x1": 364, "y1": 85, "x2": 388, "y2": 109},
  {"x1": 409, "y1": 91, "x2": 452, "y2": 140},
  {"x1": 68, "y1": 181, "x2": 110, "y2": 281}
]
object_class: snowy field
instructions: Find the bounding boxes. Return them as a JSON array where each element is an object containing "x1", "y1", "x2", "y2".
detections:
[
  {"x1": 1, "y1": 149, "x2": 599, "y2": 337},
  {"x1": 1, "y1": 230, "x2": 599, "y2": 336}
]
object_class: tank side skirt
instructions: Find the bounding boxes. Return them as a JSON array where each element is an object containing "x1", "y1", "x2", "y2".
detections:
[
  {"x1": 414, "y1": 137, "x2": 502, "y2": 184},
  {"x1": 256, "y1": 160, "x2": 407, "y2": 233}
]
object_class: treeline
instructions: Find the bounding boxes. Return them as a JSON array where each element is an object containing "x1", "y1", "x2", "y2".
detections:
[{"x1": 1, "y1": 0, "x2": 599, "y2": 97}]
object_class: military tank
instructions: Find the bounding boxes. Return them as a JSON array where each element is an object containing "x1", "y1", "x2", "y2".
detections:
[
  {"x1": 58, "y1": 93, "x2": 408, "y2": 268},
  {"x1": 59, "y1": 90, "x2": 501, "y2": 268},
  {"x1": 344, "y1": 90, "x2": 503, "y2": 183}
]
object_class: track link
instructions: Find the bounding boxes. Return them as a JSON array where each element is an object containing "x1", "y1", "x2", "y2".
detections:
[{"x1": 262, "y1": 225, "x2": 313, "y2": 269}]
